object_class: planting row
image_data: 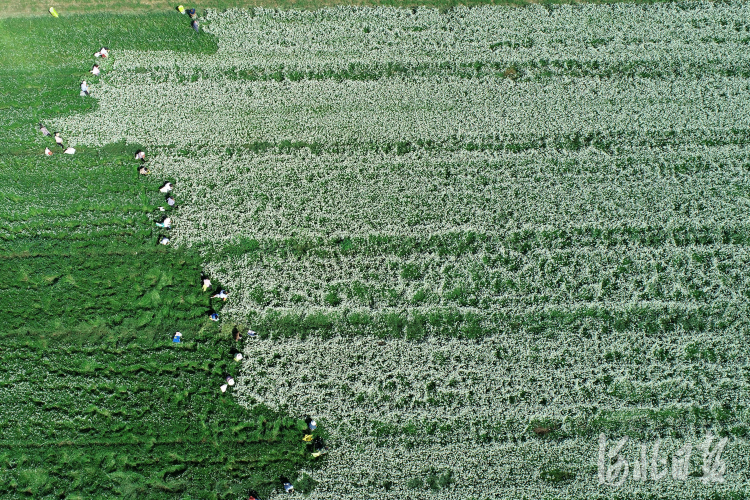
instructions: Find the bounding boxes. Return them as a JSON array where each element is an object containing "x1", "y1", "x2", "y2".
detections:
[
  {"x1": 145, "y1": 146, "x2": 750, "y2": 244},
  {"x1": 52, "y1": 74, "x2": 750, "y2": 150},
  {"x1": 113, "y1": 4, "x2": 750, "y2": 75}
]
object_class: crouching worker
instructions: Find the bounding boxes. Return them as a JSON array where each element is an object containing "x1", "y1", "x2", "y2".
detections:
[
  {"x1": 310, "y1": 436, "x2": 329, "y2": 458},
  {"x1": 155, "y1": 217, "x2": 171, "y2": 228},
  {"x1": 280, "y1": 477, "x2": 294, "y2": 493}
]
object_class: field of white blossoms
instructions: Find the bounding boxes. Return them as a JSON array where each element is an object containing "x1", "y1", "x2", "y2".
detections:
[{"x1": 52, "y1": 2, "x2": 750, "y2": 498}]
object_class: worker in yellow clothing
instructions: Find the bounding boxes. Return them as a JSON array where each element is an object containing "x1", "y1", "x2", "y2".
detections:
[
  {"x1": 177, "y1": 5, "x2": 186, "y2": 14},
  {"x1": 49, "y1": 7, "x2": 59, "y2": 17}
]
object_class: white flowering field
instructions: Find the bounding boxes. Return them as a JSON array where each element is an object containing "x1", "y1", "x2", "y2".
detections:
[{"x1": 52, "y1": 3, "x2": 750, "y2": 498}]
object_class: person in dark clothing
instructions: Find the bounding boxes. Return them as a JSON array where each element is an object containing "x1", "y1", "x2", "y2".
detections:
[
  {"x1": 187, "y1": 8, "x2": 196, "y2": 18},
  {"x1": 192, "y1": 20, "x2": 200, "y2": 33},
  {"x1": 309, "y1": 435, "x2": 329, "y2": 457}
]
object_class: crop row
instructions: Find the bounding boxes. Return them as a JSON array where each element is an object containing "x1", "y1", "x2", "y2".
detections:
[
  {"x1": 203, "y1": 242, "x2": 750, "y2": 315},
  {"x1": 144, "y1": 146, "x2": 750, "y2": 245},
  {"x1": 188, "y1": 4, "x2": 750, "y2": 73},
  {"x1": 53, "y1": 74, "x2": 750, "y2": 150}
]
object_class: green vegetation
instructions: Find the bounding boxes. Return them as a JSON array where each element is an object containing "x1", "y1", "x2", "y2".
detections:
[{"x1": 0, "y1": 12, "x2": 314, "y2": 499}]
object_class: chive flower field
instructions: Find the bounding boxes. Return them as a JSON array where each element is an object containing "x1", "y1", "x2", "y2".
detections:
[{"x1": 45, "y1": 2, "x2": 750, "y2": 499}]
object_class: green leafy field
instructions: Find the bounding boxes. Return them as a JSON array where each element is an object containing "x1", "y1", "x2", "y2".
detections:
[
  {"x1": 5, "y1": 3, "x2": 750, "y2": 499},
  {"x1": 0, "y1": 13, "x2": 315, "y2": 499}
]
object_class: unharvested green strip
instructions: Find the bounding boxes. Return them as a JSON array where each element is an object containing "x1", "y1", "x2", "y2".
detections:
[
  {"x1": 238, "y1": 303, "x2": 749, "y2": 340},
  {"x1": 159, "y1": 127, "x2": 750, "y2": 157},
  {"x1": 366, "y1": 404, "x2": 750, "y2": 444},
  {"x1": 140, "y1": 59, "x2": 750, "y2": 84},
  {"x1": 210, "y1": 226, "x2": 750, "y2": 259}
]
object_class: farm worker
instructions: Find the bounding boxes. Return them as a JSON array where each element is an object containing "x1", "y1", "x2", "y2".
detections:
[
  {"x1": 247, "y1": 329, "x2": 257, "y2": 337},
  {"x1": 39, "y1": 123, "x2": 51, "y2": 136},
  {"x1": 91, "y1": 64, "x2": 100, "y2": 76},
  {"x1": 80, "y1": 80, "x2": 89, "y2": 96},
  {"x1": 54, "y1": 132, "x2": 64, "y2": 147},
  {"x1": 49, "y1": 7, "x2": 59, "y2": 17},
  {"x1": 135, "y1": 150, "x2": 145, "y2": 162},
  {"x1": 167, "y1": 196, "x2": 176, "y2": 206},
  {"x1": 159, "y1": 182, "x2": 173, "y2": 193},
  {"x1": 139, "y1": 166, "x2": 150, "y2": 175},
  {"x1": 304, "y1": 415, "x2": 317, "y2": 431},
  {"x1": 155, "y1": 217, "x2": 171, "y2": 228},
  {"x1": 220, "y1": 383, "x2": 228, "y2": 392},
  {"x1": 282, "y1": 479, "x2": 294, "y2": 493},
  {"x1": 225, "y1": 375, "x2": 235, "y2": 386},
  {"x1": 94, "y1": 47, "x2": 109, "y2": 58},
  {"x1": 302, "y1": 434, "x2": 313, "y2": 442},
  {"x1": 234, "y1": 353, "x2": 243, "y2": 362},
  {"x1": 173, "y1": 332, "x2": 182, "y2": 343},
  {"x1": 309, "y1": 436, "x2": 328, "y2": 457},
  {"x1": 192, "y1": 20, "x2": 200, "y2": 33},
  {"x1": 202, "y1": 278, "x2": 211, "y2": 291},
  {"x1": 210, "y1": 313, "x2": 219, "y2": 321},
  {"x1": 45, "y1": 147, "x2": 53, "y2": 156},
  {"x1": 177, "y1": 5, "x2": 186, "y2": 14},
  {"x1": 187, "y1": 8, "x2": 196, "y2": 18},
  {"x1": 211, "y1": 289, "x2": 228, "y2": 301},
  {"x1": 311, "y1": 438, "x2": 329, "y2": 458},
  {"x1": 160, "y1": 237, "x2": 170, "y2": 245},
  {"x1": 64, "y1": 147, "x2": 75, "y2": 154}
]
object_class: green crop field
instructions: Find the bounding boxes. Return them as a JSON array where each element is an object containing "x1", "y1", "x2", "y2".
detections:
[
  {"x1": 0, "y1": 12, "x2": 319, "y2": 499},
  {"x1": 3, "y1": 1, "x2": 750, "y2": 499}
]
